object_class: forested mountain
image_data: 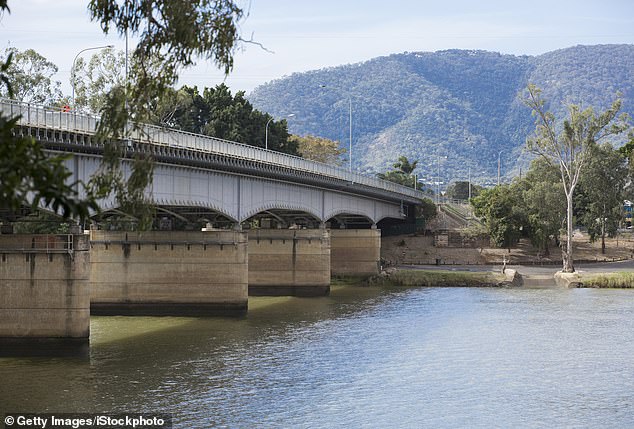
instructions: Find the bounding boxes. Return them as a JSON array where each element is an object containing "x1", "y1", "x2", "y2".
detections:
[{"x1": 249, "y1": 45, "x2": 634, "y2": 185}]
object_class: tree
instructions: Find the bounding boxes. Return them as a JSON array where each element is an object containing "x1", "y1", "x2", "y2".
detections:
[
  {"x1": 83, "y1": 0, "x2": 247, "y2": 229},
  {"x1": 151, "y1": 84, "x2": 299, "y2": 155},
  {"x1": 577, "y1": 143, "x2": 627, "y2": 253},
  {"x1": 0, "y1": 33, "x2": 98, "y2": 221},
  {"x1": 290, "y1": 134, "x2": 346, "y2": 165},
  {"x1": 393, "y1": 156, "x2": 418, "y2": 175},
  {"x1": 519, "y1": 159, "x2": 565, "y2": 256},
  {"x1": 377, "y1": 156, "x2": 419, "y2": 188},
  {"x1": 446, "y1": 181, "x2": 483, "y2": 201},
  {"x1": 471, "y1": 185, "x2": 526, "y2": 248},
  {"x1": 417, "y1": 197, "x2": 437, "y2": 222},
  {"x1": 71, "y1": 48, "x2": 126, "y2": 113},
  {"x1": 523, "y1": 84, "x2": 629, "y2": 272},
  {"x1": 0, "y1": 47, "x2": 61, "y2": 104}
]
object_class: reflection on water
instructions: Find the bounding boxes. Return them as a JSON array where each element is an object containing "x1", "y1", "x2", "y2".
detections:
[{"x1": 2, "y1": 285, "x2": 634, "y2": 428}]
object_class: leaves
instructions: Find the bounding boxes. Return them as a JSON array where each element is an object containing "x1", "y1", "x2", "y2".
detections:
[
  {"x1": 291, "y1": 134, "x2": 346, "y2": 165},
  {"x1": 0, "y1": 112, "x2": 99, "y2": 220},
  {"x1": 0, "y1": 47, "x2": 62, "y2": 104}
]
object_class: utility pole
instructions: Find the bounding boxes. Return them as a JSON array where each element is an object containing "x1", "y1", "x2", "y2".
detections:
[
  {"x1": 468, "y1": 167, "x2": 471, "y2": 201},
  {"x1": 497, "y1": 151, "x2": 502, "y2": 186}
]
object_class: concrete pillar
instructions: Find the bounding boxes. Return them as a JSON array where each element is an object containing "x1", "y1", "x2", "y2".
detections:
[
  {"x1": 330, "y1": 229, "x2": 381, "y2": 276},
  {"x1": 90, "y1": 230, "x2": 248, "y2": 316},
  {"x1": 0, "y1": 234, "x2": 91, "y2": 356},
  {"x1": 248, "y1": 229, "x2": 331, "y2": 296}
]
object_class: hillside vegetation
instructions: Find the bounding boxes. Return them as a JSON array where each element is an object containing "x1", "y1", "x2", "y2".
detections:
[{"x1": 249, "y1": 45, "x2": 634, "y2": 184}]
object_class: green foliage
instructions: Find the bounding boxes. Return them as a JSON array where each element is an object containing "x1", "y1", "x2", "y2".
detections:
[
  {"x1": 582, "y1": 272, "x2": 634, "y2": 288},
  {"x1": 72, "y1": 48, "x2": 126, "y2": 113},
  {"x1": 151, "y1": 84, "x2": 299, "y2": 155},
  {"x1": 418, "y1": 197, "x2": 437, "y2": 221},
  {"x1": 518, "y1": 159, "x2": 565, "y2": 254},
  {"x1": 290, "y1": 134, "x2": 346, "y2": 164},
  {"x1": 523, "y1": 84, "x2": 629, "y2": 271},
  {"x1": 84, "y1": 0, "x2": 246, "y2": 230},
  {"x1": 471, "y1": 185, "x2": 526, "y2": 248},
  {"x1": 0, "y1": 28, "x2": 98, "y2": 222},
  {"x1": 576, "y1": 143, "x2": 627, "y2": 252},
  {"x1": 446, "y1": 181, "x2": 483, "y2": 201},
  {"x1": 377, "y1": 156, "x2": 419, "y2": 187},
  {"x1": 0, "y1": 113, "x2": 98, "y2": 220},
  {"x1": 12, "y1": 211, "x2": 70, "y2": 234},
  {"x1": 0, "y1": 47, "x2": 61, "y2": 103},
  {"x1": 371, "y1": 269, "x2": 506, "y2": 287}
]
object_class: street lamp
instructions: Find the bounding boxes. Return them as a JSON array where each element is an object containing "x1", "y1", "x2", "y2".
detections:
[
  {"x1": 320, "y1": 85, "x2": 353, "y2": 171},
  {"x1": 71, "y1": 45, "x2": 114, "y2": 109},
  {"x1": 497, "y1": 150, "x2": 502, "y2": 186},
  {"x1": 265, "y1": 113, "x2": 295, "y2": 150}
]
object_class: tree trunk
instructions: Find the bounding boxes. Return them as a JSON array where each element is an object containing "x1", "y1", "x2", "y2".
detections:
[{"x1": 563, "y1": 191, "x2": 575, "y2": 272}]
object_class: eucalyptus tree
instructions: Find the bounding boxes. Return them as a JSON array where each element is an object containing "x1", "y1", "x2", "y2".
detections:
[
  {"x1": 84, "y1": 0, "x2": 247, "y2": 229},
  {"x1": 523, "y1": 84, "x2": 629, "y2": 272},
  {"x1": 0, "y1": 6, "x2": 98, "y2": 221},
  {"x1": 0, "y1": 0, "x2": 249, "y2": 229},
  {"x1": 0, "y1": 47, "x2": 61, "y2": 104},
  {"x1": 71, "y1": 48, "x2": 126, "y2": 113}
]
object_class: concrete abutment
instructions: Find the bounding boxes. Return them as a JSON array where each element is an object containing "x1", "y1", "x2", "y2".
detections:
[
  {"x1": 89, "y1": 230, "x2": 249, "y2": 316},
  {"x1": 248, "y1": 229, "x2": 331, "y2": 296},
  {"x1": 330, "y1": 229, "x2": 381, "y2": 277},
  {"x1": 0, "y1": 234, "x2": 90, "y2": 356}
]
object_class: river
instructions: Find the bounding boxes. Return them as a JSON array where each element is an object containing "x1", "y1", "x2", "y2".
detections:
[{"x1": 1, "y1": 285, "x2": 634, "y2": 428}]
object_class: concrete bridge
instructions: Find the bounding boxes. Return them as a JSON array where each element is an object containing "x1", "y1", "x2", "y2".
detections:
[{"x1": 0, "y1": 99, "x2": 425, "y2": 353}]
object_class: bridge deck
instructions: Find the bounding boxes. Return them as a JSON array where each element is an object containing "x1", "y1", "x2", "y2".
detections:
[{"x1": 1, "y1": 98, "x2": 424, "y2": 204}]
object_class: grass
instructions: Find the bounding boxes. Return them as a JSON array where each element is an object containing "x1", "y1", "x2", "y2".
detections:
[
  {"x1": 370, "y1": 269, "x2": 507, "y2": 287},
  {"x1": 581, "y1": 272, "x2": 634, "y2": 288}
]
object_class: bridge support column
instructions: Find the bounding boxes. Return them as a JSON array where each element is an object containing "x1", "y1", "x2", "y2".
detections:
[
  {"x1": 0, "y1": 234, "x2": 91, "y2": 356},
  {"x1": 90, "y1": 230, "x2": 248, "y2": 316},
  {"x1": 330, "y1": 229, "x2": 381, "y2": 277},
  {"x1": 248, "y1": 229, "x2": 331, "y2": 296}
]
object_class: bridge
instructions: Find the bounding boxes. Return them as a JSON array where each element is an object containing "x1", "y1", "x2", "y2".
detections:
[
  {"x1": 0, "y1": 98, "x2": 422, "y2": 229},
  {"x1": 0, "y1": 98, "x2": 425, "y2": 354}
]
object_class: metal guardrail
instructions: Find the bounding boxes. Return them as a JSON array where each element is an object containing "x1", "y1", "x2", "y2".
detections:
[
  {"x1": 0, "y1": 234, "x2": 75, "y2": 254},
  {"x1": 1, "y1": 98, "x2": 425, "y2": 201}
]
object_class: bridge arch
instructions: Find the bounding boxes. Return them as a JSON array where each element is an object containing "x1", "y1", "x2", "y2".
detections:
[{"x1": 242, "y1": 204, "x2": 322, "y2": 228}]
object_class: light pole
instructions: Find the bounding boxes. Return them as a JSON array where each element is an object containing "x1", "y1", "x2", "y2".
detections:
[
  {"x1": 437, "y1": 155, "x2": 441, "y2": 204},
  {"x1": 468, "y1": 167, "x2": 472, "y2": 201},
  {"x1": 320, "y1": 85, "x2": 353, "y2": 171},
  {"x1": 71, "y1": 45, "x2": 114, "y2": 109},
  {"x1": 497, "y1": 150, "x2": 502, "y2": 186},
  {"x1": 265, "y1": 113, "x2": 294, "y2": 150},
  {"x1": 347, "y1": 96, "x2": 352, "y2": 172}
]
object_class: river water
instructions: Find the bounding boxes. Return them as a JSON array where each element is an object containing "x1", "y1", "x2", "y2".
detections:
[{"x1": 2, "y1": 285, "x2": 634, "y2": 428}]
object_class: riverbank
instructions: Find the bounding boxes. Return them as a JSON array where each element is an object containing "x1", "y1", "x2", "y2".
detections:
[
  {"x1": 381, "y1": 232, "x2": 634, "y2": 266},
  {"x1": 354, "y1": 268, "x2": 522, "y2": 288}
]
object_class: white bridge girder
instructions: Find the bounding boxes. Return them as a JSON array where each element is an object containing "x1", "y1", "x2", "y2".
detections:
[{"x1": 66, "y1": 154, "x2": 405, "y2": 224}]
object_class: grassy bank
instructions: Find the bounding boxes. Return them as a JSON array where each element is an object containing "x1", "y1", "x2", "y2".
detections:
[
  {"x1": 580, "y1": 272, "x2": 634, "y2": 288},
  {"x1": 368, "y1": 269, "x2": 508, "y2": 288}
]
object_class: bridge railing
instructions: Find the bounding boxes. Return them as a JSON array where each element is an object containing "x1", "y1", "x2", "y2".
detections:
[{"x1": 1, "y1": 98, "x2": 425, "y2": 200}]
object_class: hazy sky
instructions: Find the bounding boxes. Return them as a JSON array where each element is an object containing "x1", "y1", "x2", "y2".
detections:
[{"x1": 2, "y1": 0, "x2": 634, "y2": 95}]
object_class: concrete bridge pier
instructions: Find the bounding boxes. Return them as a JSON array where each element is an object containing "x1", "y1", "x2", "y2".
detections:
[
  {"x1": 89, "y1": 230, "x2": 248, "y2": 316},
  {"x1": 330, "y1": 229, "x2": 382, "y2": 277},
  {"x1": 0, "y1": 234, "x2": 91, "y2": 356},
  {"x1": 248, "y1": 229, "x2": 331, "y2": 296}
]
